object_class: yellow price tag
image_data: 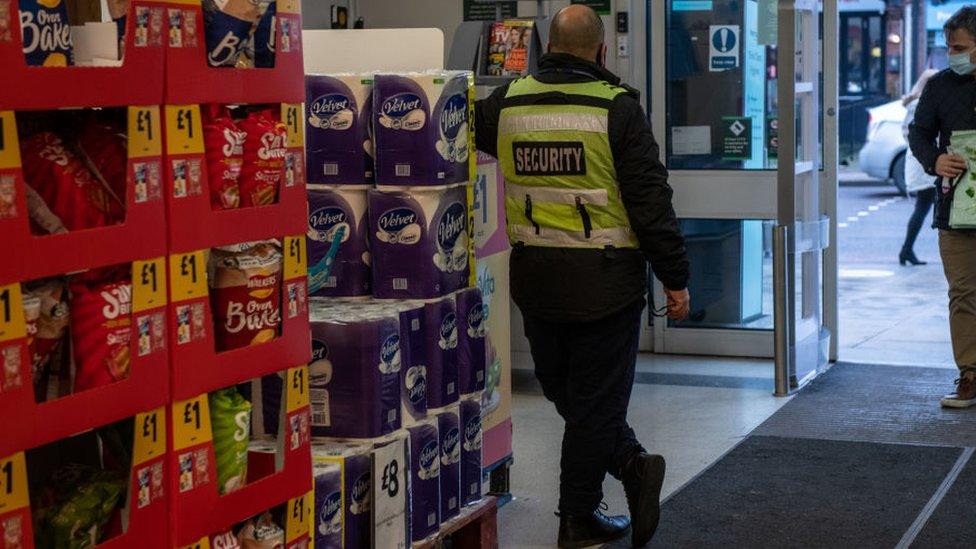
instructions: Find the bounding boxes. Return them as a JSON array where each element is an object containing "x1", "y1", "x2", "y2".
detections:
[
  {"x1": 132, "y1": 258, "x2": 167, "y2": 313},
  {"x1": 0, "y1": 111, "x2": 20, "y2": 170},
  {"x1": 134, "y1": 407, "x2": 166, "y2": 465},
  {"x1": 0, "y1": 453, "x2": 29, "y2": 514},
  {"x1": 165, "y1": 105, "x2": 205, "y2": 155},
  {"x1": 172, "y1": 395, "x2": 212, "y2": 451},
  {"x1": 282, "y1": 104, "x2": 303, "y2": 148},
  {"x1": 286, "y1": 366, "x2": 310, "y2": 413},
  {"x1": 179, "y1": 538, "x2": 210, "y2": 549},
  {"x1": 278, "y1": 0, "x2": 300, "y2": 17},
  {"x1": 169, "y1": 251, "x2": 207, "y2": 303},
  {"x1": 0, "y1": 283, "x2": 27, "y2": 343},
  {"x1": 283, "y1": 236, "x2": 307, "y2": 280},
  {"x1": 285, "y1": 491, "x2": 313, "y2": 541},
  {"x1": 128, "y1": 106, "x2": 162, "y2": 159}
]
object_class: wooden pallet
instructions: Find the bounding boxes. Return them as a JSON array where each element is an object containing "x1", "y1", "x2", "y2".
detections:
[{"x1": 414, "y1": 496, "x2": 499, "y2": 549}]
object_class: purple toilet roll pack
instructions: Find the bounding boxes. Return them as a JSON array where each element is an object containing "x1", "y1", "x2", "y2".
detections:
[
  {"x1": 407, "y1": 419, "x2": 440, "y2": 542},
  {"x1": 424, "y1": 296, "x2": 459, "y2": 409},
  {"x1": 313, "y1": 461, "x2": 343, "y2": 548},
  {"x1": 308, "y1": 305, "x2": 402, "y2": 438},
  {"x1": 455, "y1": 287, "x2": 487, "y2": 394},
  {"x1": 377, "y1": 301, "x2": 429, "y2": 425},
  {"x1": 373, "y1": 71, "x2": 471, "y2": 186},
  {"x1": 434, "y1": 404, "x2": 461, "y2": 522},
  {"x1": 460, "y1": 394, "x2": 483, "y2": 506},
  {"x1": 313, "y1": 442, "x2": 373, "y2": 549},
  {"x1": 305, "y1": 73, "x2": 375, "y2": 184},
  {"x1": 368, "y1": 186, "x2": 469, "y2": 299},
  {"x1": 307, "y1": 185, "x2": 372, "y2": 297}
]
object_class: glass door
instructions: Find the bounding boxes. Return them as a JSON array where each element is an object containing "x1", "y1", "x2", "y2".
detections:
[{"x1": 646, "y1": 0, "x2": 838, "y2": 366}]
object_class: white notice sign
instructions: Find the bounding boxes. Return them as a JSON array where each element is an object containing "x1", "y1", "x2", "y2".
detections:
[
  {"x1": 373, "y1": 433, "x2": 409, "y2": 549},
  {"x1": 709, "y1": 25, "x2": 741, "y2": 71},
  {"x1": 671, "y1": 126, "x2": 712, "y2": 156}
]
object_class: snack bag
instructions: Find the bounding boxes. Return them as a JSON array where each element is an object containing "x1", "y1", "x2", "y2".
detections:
[
  {"x1": 22, "y1": 279, "x2": 70, "y2": 396},
  {"x1": 21, "y1": 132, "x2": 124, "y2": 231},
  {"x1": 202, "y1": 0, "x2": 262, "y2": 67},
  {"x1": 238, "y1": 109, "x2": 286, "y2": 207},
  {"x1": 238, "y1": 512, "x2": 285, "y2": 549},
  {"x1": 33, "y1": 467, "x2": 126, "y2": 549},
  {"x1": 77, "y1": 120, "x2": 129, "y2": 205},
  {"x1": 203, "y1": 104, "x2": 245, "y2": 210},
  {"x1": 70, "y1": 267, "x2": 132, "y2": 392},
  {"x1": 210, "y1": 387, "x2": 252, "y2": 494},
  {"x1": 250, "y1": 1, "x2": 275, "y2": 68},
  {"x1": 209, "y1": 240, "x2": 283, "y2": 351},
  {"x1": 25, "y1": 183, "x2": 68, "y2": 235},
  {"x1": 212, "y1": 530, "x2": 242, "y2": 549},
  {"x1": 19, "y1": 0, "x2": 73, "y2": 66}
]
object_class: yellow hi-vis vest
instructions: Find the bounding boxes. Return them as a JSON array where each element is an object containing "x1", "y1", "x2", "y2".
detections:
[{"x1": 497, "y1": 75, "x2": 639, "y2": 249}]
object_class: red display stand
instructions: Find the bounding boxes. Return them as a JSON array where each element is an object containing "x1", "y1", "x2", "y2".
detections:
[
  {"x1": 162, "y1": 103, "x2": 307, "y2": 254},
  {"x1": 0, "y1": 107, "x2": 167, "y2": 284},
  {"x1": 0, "y1": 258, "x2": 169, "y2": 456},
  {"x1": 0, "y1": 1, "x2": 166, "y2": 110},
  {"x1": 0, "y1": 406, "x2": 170, "y2": 548},
  {"x1": 166, "y1": 235, "x2": 309, "y2": 400},
  {"x1": 163, "y1": 0, "x2": 304, "y2": 105},
  {"x1": 168, "y1": 366, "x2": 313, "y2": 547}
]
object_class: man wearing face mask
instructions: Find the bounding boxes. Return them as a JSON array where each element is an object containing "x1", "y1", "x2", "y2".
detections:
[
  {"x1": 909, "y1": 6, "x2": 976, "y2": 409},
  {"x1": 475, "y1": 5, "x2": 690, "y2": 548}
]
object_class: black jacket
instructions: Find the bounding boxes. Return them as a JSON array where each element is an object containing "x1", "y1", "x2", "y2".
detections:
[
  {"x1": 475, "y1": 53, "x2": 689, "y2": 322},
  {"x1": 908, "y1": 68, "x2": 976, "y2": 230}
]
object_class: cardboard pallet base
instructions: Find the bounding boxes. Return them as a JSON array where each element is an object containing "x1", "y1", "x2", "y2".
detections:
[{"x1": 414, "y1": 497, "x2": 498, "y2": 549}]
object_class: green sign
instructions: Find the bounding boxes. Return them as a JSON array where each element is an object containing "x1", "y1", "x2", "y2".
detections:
[
  {"x1": 463, "y1": 0, "x2": 517, "y2": 21},
  {"x1": 722, "y1": 116, "x2": 753, "y2": 161},
  {"x1": 570, "y1": 0, "x2": 612, "y2": 16},
  {"x1": 766, "y1": 117, "x2": 778, "y2": 160}
]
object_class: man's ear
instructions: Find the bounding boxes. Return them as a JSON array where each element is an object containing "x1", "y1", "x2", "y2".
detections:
[{"x1": 597, "y1": 43, "x2": 608, "y2": 66}]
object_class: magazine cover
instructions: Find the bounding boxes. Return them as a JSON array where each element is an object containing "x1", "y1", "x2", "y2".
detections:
[{"x1": 486, "y1": 20, "x2": 534, "y2": 77}]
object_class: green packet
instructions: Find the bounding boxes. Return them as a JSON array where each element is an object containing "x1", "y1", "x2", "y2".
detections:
[
  {"x1": 949, "y1": 131, "x2": 976, "y2": 229},
  {"x1": 210, "y1": 387, "x2": 252, "y2": 495}
]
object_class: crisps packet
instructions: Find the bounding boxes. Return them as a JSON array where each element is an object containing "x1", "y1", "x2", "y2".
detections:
[
  {"x1": 237, "y1": 512, "x2": 285, "y2": 549},
  {"x1": 210, "y1": 387, "x2": 252, "y2": 495},
  {"x1": 22, "y1": 279, "x2": 70, "y2": 399},
  {"x1": 19, "y1": 0, "x2": 73, "y2": 66},
  {"x1": 77, "y1": 120, "x2": 129, "y2": 205},
  {"x1": 203, "y1": 0, "x2": 263, "y2": 67},
  {"x1": 209, "y1": 240, "x2": 282, "y2": 351},
  {"x1": 238, "y1": 108, "x2": 286, "y2": 207},
  {"x1": 203, "y1": 104, "x2": 245, "y2": 210},
  {"x1": 70, "y1": 266, "x2": 132, "y2": 392}
]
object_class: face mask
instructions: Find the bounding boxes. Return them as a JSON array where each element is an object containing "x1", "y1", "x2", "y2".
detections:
[{"x1": 949, "y1": 49, "x2": 976, "y2": 75}]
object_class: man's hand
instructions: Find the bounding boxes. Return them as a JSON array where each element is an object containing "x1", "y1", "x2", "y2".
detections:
[
  {"x1": 664, "y1": 287, "x2": 690, "y2": 321},
  {"x1": 936, "y1": 153, "x2": 968, "y2": 179}
]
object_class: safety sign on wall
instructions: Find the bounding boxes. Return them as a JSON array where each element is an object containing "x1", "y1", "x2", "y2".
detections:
[
  {"x1": 709, "y1": 25, "x2": 740, "y2": 72},
  {"x1": 722, "y1": 116, "x2": 752, "y2": 160}
]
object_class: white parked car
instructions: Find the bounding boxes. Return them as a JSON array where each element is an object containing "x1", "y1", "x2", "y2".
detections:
[{"x1": 857, "y1": 99, "x2": 908, "y2": 194}]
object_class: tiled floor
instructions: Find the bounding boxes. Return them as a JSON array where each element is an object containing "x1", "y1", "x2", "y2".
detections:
[{"x1": 498, "y1": 353, "x2": 788, "y2": 548}]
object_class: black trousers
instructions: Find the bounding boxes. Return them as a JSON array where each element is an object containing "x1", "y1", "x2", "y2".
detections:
[
  {"x1": 522, "y1": 298, "x2": 646, "y2": 515},
  {"x1": 902, "y1": 187, "x2": 937, "y2": 255}
]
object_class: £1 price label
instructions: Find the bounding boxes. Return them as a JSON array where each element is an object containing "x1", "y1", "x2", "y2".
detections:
[
  {"x1": 134, "y1": 407, "x2": 167, "y2": 465},
  {"x1": 285, "y1": 491, "x2": 313, "y2": 542},
  {"x1": 0, "y1": 283, "x2": 27, "y2": 343},
  {"x1": 129, "y1": 106, "x2": 162, "y2": 158},
  {"x1": 172, "y1": 395, "x2": 212, "y2": 451},
  {"x1": 180, "y1": 538, "x2": 210, "y2": 549},
  {"x1": 0, "y1": 111, "x2": 21, "y2": 170},
  {"x1": 165, "y1": 105, "x2": 205, "y2": 155},
  {"x1": 283, "y1": 236, "x2": 307, "y2": 279},
  {"x1": 282, "y1": 104, "x2": 303, "y2": 148},
  {"x1": 286, "y1": 366, "x2": 310, "y2": 412},
  {"x1": 169, "y1": 251, "x2": 207, "y2": 302},
  {"x1": 133, "y1": 258, "x2": 167, "y2": 313},
  {"x1": 0, "y1": 453, "x2": 29, "y2": 514}
]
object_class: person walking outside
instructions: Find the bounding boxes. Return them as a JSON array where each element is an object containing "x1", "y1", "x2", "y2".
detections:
[
  {"x1": 899, "y1": 69, "x2": 939, "y2": 266},
  {"x1": 908, "y1": 7, "x2": 976, "y2": 408},
  {"x1": 475, "y1": 5, "x2": 691, "y2": 547}
]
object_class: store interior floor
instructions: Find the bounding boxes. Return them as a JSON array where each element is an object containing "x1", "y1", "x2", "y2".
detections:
[{"x1": 499, "y1": 353, "x2": 788, "y2": 548}]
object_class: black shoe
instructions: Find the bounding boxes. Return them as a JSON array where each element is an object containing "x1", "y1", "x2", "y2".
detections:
[
  {"x1": 899, "y1": 250, "x2": 927, "y2": 266},
  {"x1": 557, "y1": 508, "x2": 630, "y2": 548},
  {"x1": 623, "y1": 453, "x2": 666, "y2": 547}
]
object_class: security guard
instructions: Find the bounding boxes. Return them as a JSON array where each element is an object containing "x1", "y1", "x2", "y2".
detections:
[{"x1": 475, "y1": 5, "x2": 690, "y2": 548}]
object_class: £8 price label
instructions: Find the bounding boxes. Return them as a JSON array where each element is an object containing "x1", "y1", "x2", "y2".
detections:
[
  {"x1": 283, "y1": 236, "x2": 307, "y2": 279},
  {"x1": 129, "y1": 106, "x2": 162, "y2": 158},
  {"x1": 165, "y1": 105, "x2": 204, "y2": 155},
  {"x1": 0, "y1": 283, "x2": 27, "y2": 343},
  {"x1": 0, "y1": 453, "x2": 28, "y2": 513},
  {"x1": 169, "y1": 251, "x2": 207, "y2": 302},
  {"x1": 172, "y1": 395, "x2": 212, "y2": 451},
  {"x1": 134, "y1": 407, "x2": 166, "y2": 465}
]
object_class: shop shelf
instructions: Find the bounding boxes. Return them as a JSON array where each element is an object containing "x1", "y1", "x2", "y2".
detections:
[
  {"x1": 167, "y1": 366, "x2": 313, "y2": 546},
  {"x1": 0, "y1": 1, "x2": 165, "y2": 110},
  {"x1": 0, "y1": 406, "x2": 170, "y2": 548},
  {"x1": 163, "y1": 103, "x2": 307, "y2": 254},
  {"x1": 0, "y1": 259, "x2": 169, "y2": 456},
  {"x1": 163, "y1": 0, "x2": 304, "y2": 105},
  {"x1": 0, "y1": 108, "x2": 167, "y2": 284}
]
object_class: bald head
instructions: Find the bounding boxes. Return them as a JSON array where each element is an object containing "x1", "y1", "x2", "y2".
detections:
[{"x1": 549, "y1": 5, "x2": 606, "y2": 62}]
